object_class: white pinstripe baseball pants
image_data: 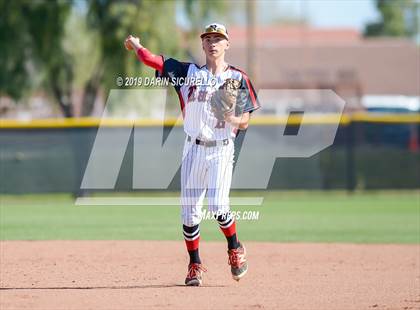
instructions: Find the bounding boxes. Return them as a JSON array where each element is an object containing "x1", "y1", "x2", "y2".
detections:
[{"x1": 181, "y1": 137, "x2": 234, "y2": 226}]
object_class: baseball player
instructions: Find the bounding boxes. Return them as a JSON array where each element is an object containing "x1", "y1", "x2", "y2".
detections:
[{"x1": 125, "y1": 23, "x2": 260, "y2": 286}]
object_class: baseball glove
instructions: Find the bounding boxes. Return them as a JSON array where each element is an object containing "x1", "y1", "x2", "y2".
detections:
[{"x1": 210, "y1": 78, "x2": 242, "y2": 121}]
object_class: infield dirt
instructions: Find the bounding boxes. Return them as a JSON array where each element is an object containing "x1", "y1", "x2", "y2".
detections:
[{"x1": 1, "y1": 241, "x2": 419, "y2": 310}]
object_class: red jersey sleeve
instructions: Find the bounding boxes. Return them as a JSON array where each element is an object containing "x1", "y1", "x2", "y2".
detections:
[{"x1": 136, "y1": 47, "x2": 164, "y2": 74}]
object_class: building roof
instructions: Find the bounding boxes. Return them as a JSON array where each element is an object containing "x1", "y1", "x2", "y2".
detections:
[
  {"x1": 218, "y1": 26, "x2": 419, "y2": 97},
  {"x1": 5, "y1": 26, "x2": 418, "y2": 118},
  {"x1": 228, "y1": 25, "x2": 361, "y2": 46}
]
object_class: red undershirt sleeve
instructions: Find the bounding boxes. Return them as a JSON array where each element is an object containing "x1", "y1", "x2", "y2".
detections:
[{"x1": 136, "y1": 47, "x2": 164, "y2": 74}]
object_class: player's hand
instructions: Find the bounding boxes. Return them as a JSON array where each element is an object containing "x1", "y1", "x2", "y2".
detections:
[{"x1": 124, "y1": 35, "x2": 142, "y2": 51}]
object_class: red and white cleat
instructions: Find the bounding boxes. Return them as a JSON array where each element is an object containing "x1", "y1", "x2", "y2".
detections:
[
  {"x1": 185, "y1": 263, "x2": 206, "y2": 286},
  {"x1": 227, "y1": 242, "x2": 248, "y2": 281}
]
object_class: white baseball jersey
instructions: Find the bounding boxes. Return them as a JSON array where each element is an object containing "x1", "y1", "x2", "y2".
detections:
[
  {"x1": 156, "y1": 57, "x2": 260, "y2": 226},
  {"x1": 156, "y1": 58, "x2": 260, "y2": 140}
]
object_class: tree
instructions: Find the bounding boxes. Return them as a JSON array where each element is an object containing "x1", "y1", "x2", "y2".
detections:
[
  {"x1": 24, "y1": 1, "x2": 74, "y2": 116},
  {"x1": 182, "y1": 0, "x2": 228, "y2": 60},
  {"x1": 82, "y1": 0, "x2": 184, "y2": 116},
  {"x1": 0, "y1": 0, "x2": 182, "y2": 117},
  {"x1": 0, "y1": 1, "x2": 32, "y2": 101},
  {"x1": 0, "y1": 0, "x2": 228, "y2": 118},
  {"x1": 364, "y1": 0, "x2": 418, "y2": 38},
  {"x1": 0, "y1": 0, "x2": 75, "y2": 116}
]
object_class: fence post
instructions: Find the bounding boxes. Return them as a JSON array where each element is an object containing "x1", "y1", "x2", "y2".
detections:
[{"x1": 346, "y1": 120, "x2": 356, "y2": 192}]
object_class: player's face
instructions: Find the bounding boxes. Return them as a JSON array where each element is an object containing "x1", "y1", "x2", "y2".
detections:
[{"x1": 202, "y1": 34, "x2": 229, "y2": 59}]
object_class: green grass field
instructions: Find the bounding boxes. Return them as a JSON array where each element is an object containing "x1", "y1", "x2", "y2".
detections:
[{"x1": 0, "y1": 191, "x2": 419, "y2": 243}]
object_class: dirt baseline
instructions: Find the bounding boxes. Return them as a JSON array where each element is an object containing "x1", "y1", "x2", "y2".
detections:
[{"x1": 0, "y1": 241, "x2": 419, "y2": 310}]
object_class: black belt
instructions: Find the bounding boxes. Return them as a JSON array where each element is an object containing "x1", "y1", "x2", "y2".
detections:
[{"x1": 187, "y1": 135, "x2": 230, "y2": 147}]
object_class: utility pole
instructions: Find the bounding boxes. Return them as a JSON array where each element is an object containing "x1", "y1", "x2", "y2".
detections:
[{"x1": 246, "y1": 0, "x2": 257, "y2": 86}]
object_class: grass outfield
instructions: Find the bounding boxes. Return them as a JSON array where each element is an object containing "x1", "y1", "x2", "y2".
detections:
[{"x1": 0, "y1": 191, "x2": 419, "y2": 243}]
